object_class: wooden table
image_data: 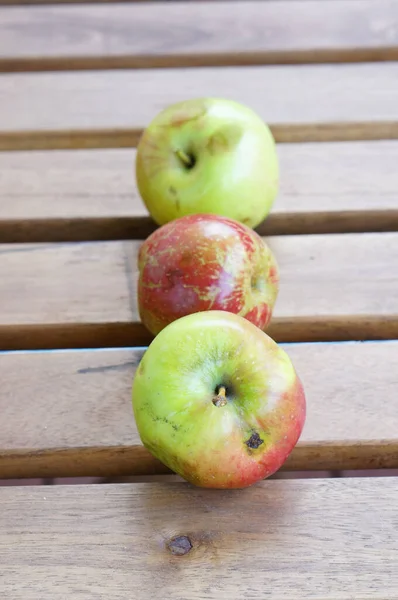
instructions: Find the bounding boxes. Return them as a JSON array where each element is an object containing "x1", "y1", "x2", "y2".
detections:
[{"x1": 1, "y1": 1, "x2": 398, "y2": 598}]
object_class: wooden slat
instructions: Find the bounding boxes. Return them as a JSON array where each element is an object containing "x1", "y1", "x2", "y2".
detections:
[
  {"x1": 1, "y1": 63, "x2": 398, "y2": 150},
  {"x1": 1, "y1": 0, "x2": 398, "y2": 72},
  {"x1": 1, "y1": 141, "x2": 398, "y2": 242},
  {"x1": 0, "y1": 232, "x2": 397, "y2": 350},
  {"x1": 1, "y1": 341, "x2": 398, "y2": 478},
  {"x1": 1, "y1": 478, "x2": 398, "y2": 599}
]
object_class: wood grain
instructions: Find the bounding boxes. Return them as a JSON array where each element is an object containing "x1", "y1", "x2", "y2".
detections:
[
  {"x1": 1, "y1": 141, "x2": 398, "y2": 243},
  {"x1": 0, "y1": 232, "x2": 397, "y2": 350},
  {"x1": 1, "y1": 1, "x2": 398, "y2": 72},
  {"x1": 1, "y1": 63, "x2": 398, "y2": 150},
  {"x1": 1, "y1": 340, "x2": 398, "y2": 478},
  {"x1": 1, "y1": 478, "x2": 398, "y2": 599}
]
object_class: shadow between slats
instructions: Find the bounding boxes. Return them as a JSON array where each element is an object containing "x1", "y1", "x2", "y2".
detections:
[
  {"x1": 3, "y1": 48, "x2": 398, "y2": 74},
  {"x1": 1, "y1": 316, "x2": 398, "y2": 351},
  {"x1": 1, "y1": 441, "x2": 397, "y2": 479},
  {"x1": 2, "y1": 122, "x2": 398, "y2": 152},
  {"x1": 1, "y1": 210, "x2": 398, "y2": 244}
]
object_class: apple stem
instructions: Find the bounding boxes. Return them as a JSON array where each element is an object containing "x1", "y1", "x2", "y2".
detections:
[
  {"x1": 175, "y1": 149, "x2": 195, "y2": 169},
  {"x1": 213, "y1": 386, "x2": 227, "y2": 408}
]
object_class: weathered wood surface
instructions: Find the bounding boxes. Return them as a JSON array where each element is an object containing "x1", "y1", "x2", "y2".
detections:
[
  {"x1": 1, "y1": 63, "x2": 398, "y2": 150},
  {"x1": 1, "y1": 478, "x2": 398, "y2": 599},
  {"x1": 1, "y1": 0, "x2": 397, "y2": 72},
  {"x1": 1, "y1": 141, "x2": 398, "y2": 242},
  {"x1": 0, "y1": 232, "x2": 397, "y2": 349},
  {"x1": 1, "y1": 341, "x2": 397, "y2": 478}
]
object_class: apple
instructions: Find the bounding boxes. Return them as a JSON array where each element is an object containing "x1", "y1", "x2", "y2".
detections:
[
  {"x1": 135, "y1": 97, "x2": 279, "y2": 229},
  {"x1": 137, "y1": 213, "x2": 279, "y2": 336},
  {"x1": 132, "y1": 310, "x2": 306, "y2": 489}
]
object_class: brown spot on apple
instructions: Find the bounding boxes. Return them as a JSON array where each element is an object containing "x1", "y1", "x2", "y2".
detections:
[
  {"x1": 245, "y1": 431, "x2": 264, "y2": 450},
  {"x1": 180, "y1": 250, "x2": 192, "y2": 267}
]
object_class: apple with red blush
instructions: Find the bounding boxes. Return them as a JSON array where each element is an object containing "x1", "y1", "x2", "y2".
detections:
[
  {"x1": 132, "y1": 310, "x2": 306, "y2": 489},
  {"x1": 137, "y1": 213, "x2": 279, "y2": 336}
]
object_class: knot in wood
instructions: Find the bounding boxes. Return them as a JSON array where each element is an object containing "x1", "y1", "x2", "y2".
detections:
[{"x1": 167, "y1": 535, "x2": 193, "y2": 556}]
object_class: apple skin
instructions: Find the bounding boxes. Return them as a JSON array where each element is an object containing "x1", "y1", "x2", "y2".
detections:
[
  {"x1": 135, "y1": 97, "x2": 279, "y2": 229},
  {"x1": 137, "y1": 213, "x2": 279, "y2": 336},
  {"x1": 132, "y1": 310, "x2": 306, "y2": 489}
]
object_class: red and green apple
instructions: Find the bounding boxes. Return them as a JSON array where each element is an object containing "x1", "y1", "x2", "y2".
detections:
[
  {"x1": 135, "y1": 97, "x2": 279, "y2": 229},
  {"x1": 137, "y1": 213, "x2": 279, "y2": 336},
  {"x1": 132, "y1": 310, "x2": 306, "y2": 489}
]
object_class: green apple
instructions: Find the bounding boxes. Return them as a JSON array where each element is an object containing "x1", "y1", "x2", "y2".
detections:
[
  {"x1": 135, "y1": 97, "x2": 279, "y2": 229},
  {"x1": 132, "y1": 310, "x2": 306, "y2": 489}
]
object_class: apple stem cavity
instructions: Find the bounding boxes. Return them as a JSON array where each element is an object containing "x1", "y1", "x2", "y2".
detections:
[
  {"x1": 175, "y1": 149, "x2": 196, "y2": 169},
  {"x1": 213, "y1": 385, "x2": 228, "y2": 408}
]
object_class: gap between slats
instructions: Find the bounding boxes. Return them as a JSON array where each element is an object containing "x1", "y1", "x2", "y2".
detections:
[
  {"x1": 1, "y1": 442, "x2": 398, "y2": 479},
  {"x1": 1, "y1": 317, "x2": 398, "y2": 351},
  {"x1": 2, "y1": 122, "x2": 398, "y2": 152},
  {"x1": 3, "y1": 49, "x2": 398, "y2": 74},
  {"x1": 2, "y1": 210, "x2": 398, "y2": 244}
]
